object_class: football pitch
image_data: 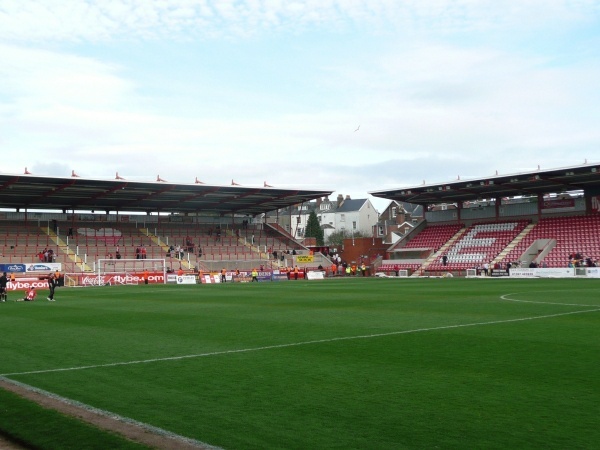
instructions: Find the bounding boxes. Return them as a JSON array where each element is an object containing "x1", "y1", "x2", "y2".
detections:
[{"x1": 1, "y1": 278, "x2": 599, "y2": 449}]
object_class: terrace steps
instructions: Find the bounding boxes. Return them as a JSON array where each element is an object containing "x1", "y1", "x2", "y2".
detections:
[
  {"x1": 492, "y1": 223, "x2": 535, "y2": 265},
  {"x1": 412, "y1": 226, "x2": 467, "y2": 276},
  {"x1": 47, "y1": 228, "x2": 93, "y2": 272}
]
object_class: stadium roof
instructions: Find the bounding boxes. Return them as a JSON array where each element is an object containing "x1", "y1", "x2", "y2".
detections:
[
  {"x1": 0, "y1": 173, "x2": 334, "y2": 216},
  {"x1": 370, "y1": 163, "x2": 600, "y2": 206}
]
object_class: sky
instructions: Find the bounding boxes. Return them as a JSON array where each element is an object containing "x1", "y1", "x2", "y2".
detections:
[{"x1": 1, "y1": 1, "x2": 600, "y2": 213}]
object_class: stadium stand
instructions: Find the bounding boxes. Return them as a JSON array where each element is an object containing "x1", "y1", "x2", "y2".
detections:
[
  {"x1": 498, "y1": 214, "x2": 600, "y2": 268},
  {"x1": 402, "y1": 223, "x2": 464, "y2": 251},
  {"x1": 0, "y1": 218, "x2": 307, "y2": 273},
  {"x1": 426, "y1": 220, "x2": 529, "y2": 271},
  {"x1": 377, "y1": 223, "x2": 464, "y2": 274}
]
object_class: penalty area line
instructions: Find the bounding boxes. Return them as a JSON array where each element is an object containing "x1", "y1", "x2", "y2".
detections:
[
  {"x1": 2, "y1": 308, "x2": 599, "y2": 378},
  {"x1": 500, "y1": 293, "x2": 600, "y2": 307}
]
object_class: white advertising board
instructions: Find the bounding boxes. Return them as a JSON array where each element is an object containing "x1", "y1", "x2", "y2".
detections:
[
  {"x1": 306, "y1": 271, "x2": 325, "y2": 280},
  {"x1": 510, "y1": 268, "x2": 575, "y2": 278},
  {"x1": 26, "y1": 262, "x2": 62, "y2": 272},
  {"x1": 585, "y1": 267, "x2": 600, "y2": 278},
  {"x1": 166, "y1": 274, "x2": 178, "y2": 283},
  {"x1": 176, "y1": 275, "x2": 197, "y2": 285}
]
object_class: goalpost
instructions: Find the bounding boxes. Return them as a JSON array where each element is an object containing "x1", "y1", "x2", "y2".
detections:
[
  {"x1": 97, "y1": 258, "x2": 167, "y2": 285},
  {"x1": 375, "y1": 269, "x2": 409, "y2": 278}
]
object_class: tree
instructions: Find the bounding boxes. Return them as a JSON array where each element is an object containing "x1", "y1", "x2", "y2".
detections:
[
  {"x1": 326, "y1": 229, "x2": 366, "y2": 247},
  {"x1": 326, "y1": 229, "x2": 348, "y2": 247},
  {"x1": 304, "y1": 210, "x2": 324, "y2": 246}
]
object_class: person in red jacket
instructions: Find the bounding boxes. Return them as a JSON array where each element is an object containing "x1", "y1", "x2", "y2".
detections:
[{"x1": 17, "y1": 287, "x2": 37, "y2": 302}]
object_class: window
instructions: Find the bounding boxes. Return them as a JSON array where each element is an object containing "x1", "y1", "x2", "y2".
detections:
[
  {"x1": 378, "y1": 225, "x2": 384, "y2": 236},
  {"x1": 352, "y1": 221, "x2": 357, "y2": 230},
  {"x1": 391, "y1": 207, "x2": 397, "y2": 218},
  {"x1": 340, "y1": 214, "x2": 345, "y2": 222},
  {"x1": 296, "y1": 217, "x2": 301, "y2": 224}
]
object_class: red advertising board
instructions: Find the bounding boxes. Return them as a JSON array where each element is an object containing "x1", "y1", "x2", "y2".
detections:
[
  {"x1": 7, "y1": 278, "x2": 51, "y2": 291},
  {"x1": 542, "y1": 198, "x2": 575, "y2": 209},
  {"x1": 78, "y1": 272, "x2": 164, "y2": 286}
]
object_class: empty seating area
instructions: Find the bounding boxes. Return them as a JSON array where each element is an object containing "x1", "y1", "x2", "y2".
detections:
[
  {"x1": 427, "y1": 220, "x2": 529, "y2": 271},
  {"x1": 153, "y1": 223, "x2": 298, "y2": 261},
  {"x1": 502, "y1": 215, "x2": 600, "y2": 268},
  {"x1": 402, "y1": 223, "x2": 463, "y2": 250},
  {"x1": 380, "y1": 224, "x2": 463, "y2": 274},
  {"x1": 0, "y1": 221, "x2": 60, "y2": 262},
  {"x1": 0, "y1": 219, "x2": 298, "y2": 272}
]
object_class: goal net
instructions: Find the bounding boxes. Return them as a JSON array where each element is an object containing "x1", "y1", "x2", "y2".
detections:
[{"x1": 97, "y1": 258, "x2": 166, "y2": 285}]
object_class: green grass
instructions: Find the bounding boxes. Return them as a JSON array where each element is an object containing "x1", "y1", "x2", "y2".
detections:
[
  {"x1": 1, "y1": 278, "x2": 599, "y2": 449},
  {"x1": 0, "y1": 387, "x2": 151, "y2": 449}
]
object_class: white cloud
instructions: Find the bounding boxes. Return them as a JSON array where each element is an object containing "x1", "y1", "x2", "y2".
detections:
[
  {"x1": 1, "y1": 0, "x2": 598, "y2": 42},
  {"x1": 1, "y1": 1, "x2": 599, "y2": 210}
]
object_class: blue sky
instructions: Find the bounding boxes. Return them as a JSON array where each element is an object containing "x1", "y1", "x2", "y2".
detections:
[{"x1": 1, "y1": 1, "x2": 599, "y2": 212}]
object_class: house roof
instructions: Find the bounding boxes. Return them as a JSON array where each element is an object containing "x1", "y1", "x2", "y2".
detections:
[{"x1": 335, "y1": 198, "x2": 369, "y2": 212}]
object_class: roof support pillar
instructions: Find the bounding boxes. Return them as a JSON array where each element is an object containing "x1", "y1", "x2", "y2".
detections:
[
  {"x1": 584, "y1": 192, "x2": 593, "y2": 214},
  {"x1": 495, "y1": 197, "x2": 500, "y2": 220}
]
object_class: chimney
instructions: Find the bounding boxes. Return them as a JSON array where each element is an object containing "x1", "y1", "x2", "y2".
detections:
[
  {"x1": 337, "y1": 194, "x2": 344, "y2": 207},
  {"x1": 345, "y1": 195, "x2": 351, "y2": 200},
  {"x1": 316, "y1": 197, "x2": 322, "y2": 206}
]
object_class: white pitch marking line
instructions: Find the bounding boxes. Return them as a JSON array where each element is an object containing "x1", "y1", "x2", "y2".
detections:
[
  {"x1": 500, "y1": 293, "x2": 600, "y2": 307},
  {"x1": 3, "y1": 308, "x2": 599, "y2": 377},
  {"x1": 0, "y1": 376, "x2": 221, "y2": 450}
]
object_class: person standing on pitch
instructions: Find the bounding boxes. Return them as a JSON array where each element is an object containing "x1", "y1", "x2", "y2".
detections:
[
  {"x1": 0, "y1": 272, "x2": 8, "y2": 302},
  {"x1": 47, "y1": 272, "x2": 56, "y2": 301}
]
